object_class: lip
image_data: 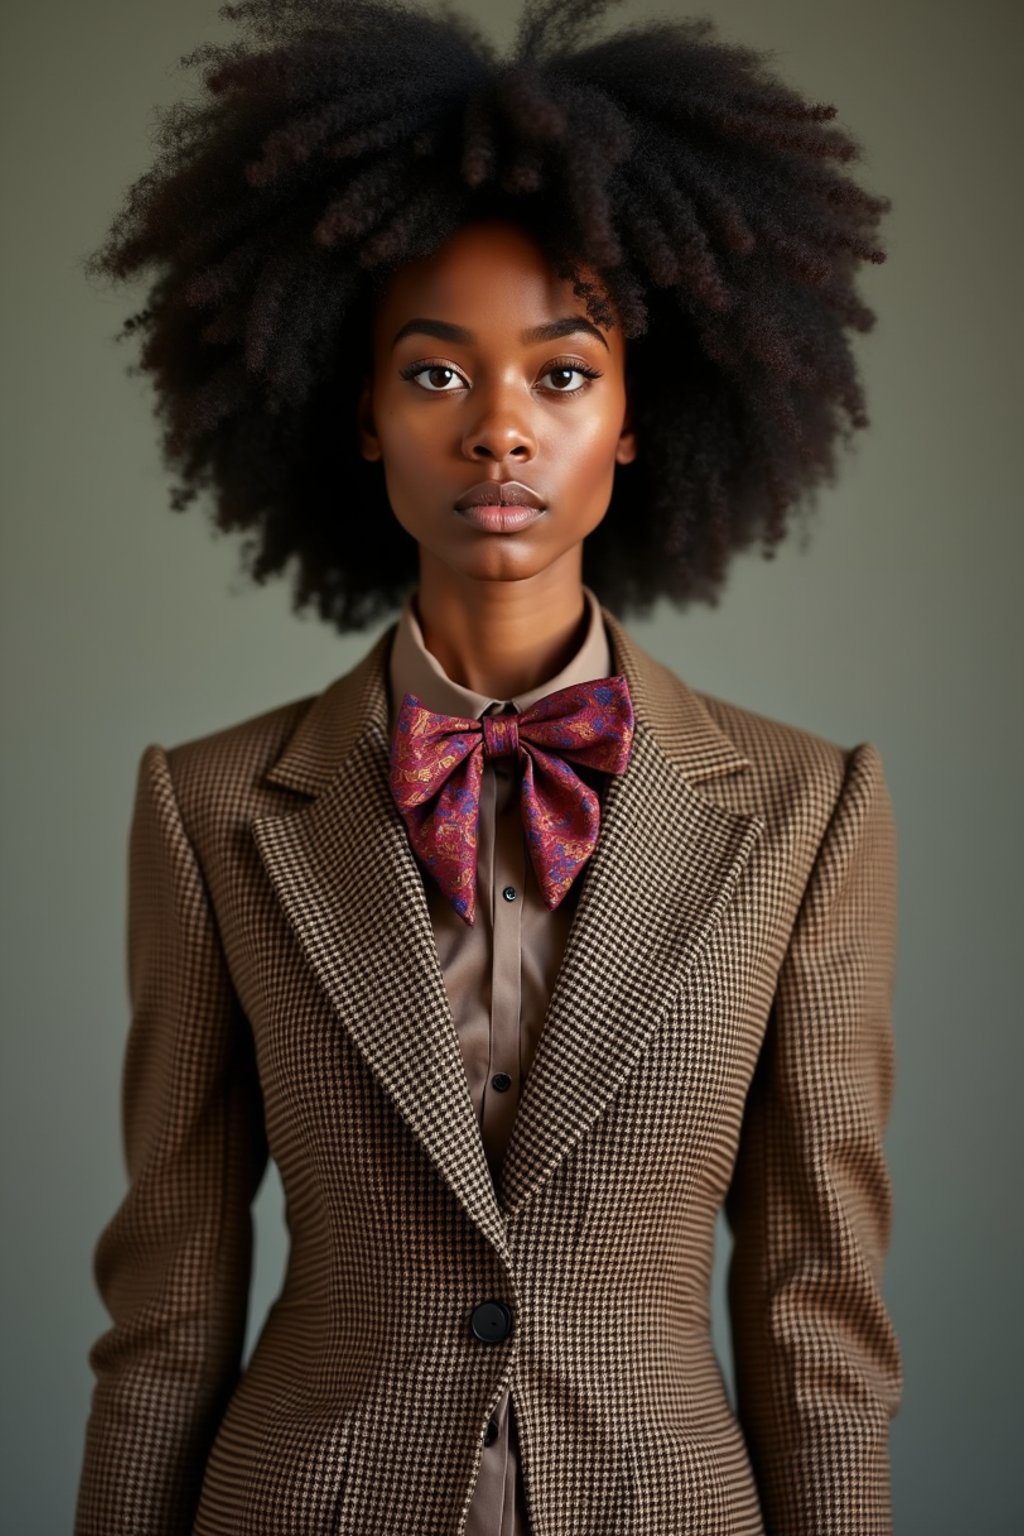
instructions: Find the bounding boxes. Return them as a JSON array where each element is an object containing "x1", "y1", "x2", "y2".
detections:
[
  {"x1": 453, "y1": 478, "x2": 547, "y2": 535},
  {"x1": 453, "y1": 479, "x2": 547, "y2": 512},
  {"x1": 456, "y1": 503, "x2": 545, "y2": 533}
]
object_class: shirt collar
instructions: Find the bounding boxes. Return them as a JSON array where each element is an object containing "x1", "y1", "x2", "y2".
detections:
[{"x1": 388, "y1": 582, "x2": 613, "y2": 733}]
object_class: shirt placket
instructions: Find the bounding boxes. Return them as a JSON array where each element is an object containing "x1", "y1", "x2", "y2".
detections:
[
  {"x1": 483, "y1": 706, "x2": 526, "y2": 1181},
  {"x1": 466, "y1": 704, "x2": 526, "y2": 1536}
]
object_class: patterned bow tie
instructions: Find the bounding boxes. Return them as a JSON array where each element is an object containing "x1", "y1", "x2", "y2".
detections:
[{"x1": 388, "y1": 675, "x2": 635, "y2": 925}]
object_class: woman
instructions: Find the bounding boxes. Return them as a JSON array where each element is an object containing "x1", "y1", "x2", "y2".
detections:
[{"x1": 75, "y1": 2, "x2": 902, "y2": 1533}]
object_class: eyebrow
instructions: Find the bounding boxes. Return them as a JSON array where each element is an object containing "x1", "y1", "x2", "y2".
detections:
[{"x1": 390, "y1": 315, "x2": 610, "y2": 353}]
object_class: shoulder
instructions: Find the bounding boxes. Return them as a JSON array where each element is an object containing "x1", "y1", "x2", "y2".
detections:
[
  {"x1": 128, "y1": 623, "x2": 386, "y2": 851},
  {"x1": 608, "y1": 609, "x2": 866, "y2": 822},
  {"x1": 133, "y1": 690, "x2": 322, "y2": 855},
  {"x1": 168, "y1": 691, "x2": 316, "y2": 787},
  {"x1": 684, "y1": 681, "x2": 890, "y2": 856},
  {"x1": 118, "y1": 692, "x2": 325, "y2": 903},
  {"x1": 698, "y1": 687, "x2": 851, "y2": 795},
  {"x1": 144, "y1": 621, "x2": 395, "y2": 844}
]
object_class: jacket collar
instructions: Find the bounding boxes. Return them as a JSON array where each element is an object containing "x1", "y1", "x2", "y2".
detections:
[{"x1": 251, "y1": 599, "x2": 765, "y2": 1261}]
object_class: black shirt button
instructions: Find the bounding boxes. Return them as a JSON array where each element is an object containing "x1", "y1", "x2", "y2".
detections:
[
  {"x1": 501, "y1": 885, "x2": 517, "y2": 901},
  {"x1": 484, "y1": 1418, "x2": 500, "y2": 1445},
  {"x1": 469, "y1": 1299, "x2": 515, "y2": 1343},
  {"x1": 491, "y1": 1072, "x2": 512, "y2": 1092}
]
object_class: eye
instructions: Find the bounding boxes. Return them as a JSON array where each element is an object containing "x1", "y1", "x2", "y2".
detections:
[
  {"x1": 539, "y1": 359, "x2": 603, "y2": 393},
  {"x1": 398, "y1": 362, "x2": 468, "y2": 393}
]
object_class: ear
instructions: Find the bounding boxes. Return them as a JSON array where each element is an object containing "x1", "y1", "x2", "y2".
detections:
[
  {"x1": 615, "y1": 370, "x2": 637, "y2": 466},
  {"x1": 357, "y1": 373, "x2": 382, "y2": 462}
]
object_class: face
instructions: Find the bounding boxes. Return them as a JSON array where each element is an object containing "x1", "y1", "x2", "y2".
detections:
[{"x1": 356, "y1": 218, "x2": 636, "y2": 586}]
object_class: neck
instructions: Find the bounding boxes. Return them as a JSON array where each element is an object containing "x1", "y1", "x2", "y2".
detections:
[{"x1": 414, "y1": 551, "x2": 589, "y2": 698}]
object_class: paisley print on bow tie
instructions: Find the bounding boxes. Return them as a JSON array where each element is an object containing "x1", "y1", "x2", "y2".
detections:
[{"x1": 388, "y1": 676, "x2": 635, "y2": 925}]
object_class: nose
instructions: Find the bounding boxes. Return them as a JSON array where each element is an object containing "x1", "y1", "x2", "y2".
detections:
[{"x1": 460, "y1": 381, "x2": 537, "y2": 463}]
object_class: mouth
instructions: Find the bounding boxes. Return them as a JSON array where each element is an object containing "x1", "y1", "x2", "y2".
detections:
[
  {"x1": 455, "y1": 502, "x2": 546, "y2": 534},
  {"x1": 452, "y1": 478, "x2": 547, "y2": 534},
  {"x1": 453, "y1": 478, "x2": 546, "y2": 510}
]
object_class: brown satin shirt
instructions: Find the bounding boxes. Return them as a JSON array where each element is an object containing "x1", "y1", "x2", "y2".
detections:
[{"x1": 386, "y1": 583, "x2": 613, "y2": 1536}]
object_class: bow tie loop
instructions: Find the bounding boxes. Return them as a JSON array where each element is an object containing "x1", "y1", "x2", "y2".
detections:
[{"x1": 388, "y1": 675, "x2": 635, "y2": 925}]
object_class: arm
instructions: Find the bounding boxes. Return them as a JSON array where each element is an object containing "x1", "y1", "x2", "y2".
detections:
[
  {"x1": 75, "y1": 744, "x2": 269, "y2": 1536},
  {"x1": 723, "y1": 740, "x2": 903, "y2": 1535}
]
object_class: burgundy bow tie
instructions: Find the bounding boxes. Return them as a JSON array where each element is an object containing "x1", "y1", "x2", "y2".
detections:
[{"x1": 388, "y1": 675, "x2": 635, "y2": 925}]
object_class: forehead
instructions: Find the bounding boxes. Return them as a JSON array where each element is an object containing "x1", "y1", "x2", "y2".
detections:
[{"x1": 371, "y1": 218, "x2": 617, "y2": 347}]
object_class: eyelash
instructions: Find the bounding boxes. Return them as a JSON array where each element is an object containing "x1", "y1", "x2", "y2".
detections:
[{"x1": 398, "y1": 356, "x2": 604, "y2": 395}]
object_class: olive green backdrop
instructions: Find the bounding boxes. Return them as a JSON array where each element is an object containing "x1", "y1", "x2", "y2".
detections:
[{"x1": 2, "y1": 1, "x2": 1020, "y2": 1529}]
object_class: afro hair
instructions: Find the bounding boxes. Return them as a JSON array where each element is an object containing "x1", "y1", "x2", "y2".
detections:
[{"x1": 84, "y1": 0, "x2": 892, "y2": 629}]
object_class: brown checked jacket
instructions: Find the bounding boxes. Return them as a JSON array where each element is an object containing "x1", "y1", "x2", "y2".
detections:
[{"x1": 75, "y1": 601, "x2": 903, "y2": 1536}]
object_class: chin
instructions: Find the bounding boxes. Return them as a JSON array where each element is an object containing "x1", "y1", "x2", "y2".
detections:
[{"x1": 442, "y1": 538, "x2": 552, "y2": 581}]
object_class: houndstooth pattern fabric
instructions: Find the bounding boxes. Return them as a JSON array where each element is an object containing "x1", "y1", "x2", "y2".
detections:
[{"x1": 74, "y1": 602, "x2": 903, "y2": 1536}]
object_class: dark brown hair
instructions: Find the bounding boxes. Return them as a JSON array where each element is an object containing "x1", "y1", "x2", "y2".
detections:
[{"x1": 84, "y1": 0, "x2": 891, "y2": 629}]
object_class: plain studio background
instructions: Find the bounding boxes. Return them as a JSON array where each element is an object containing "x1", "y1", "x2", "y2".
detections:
[{"x1": 1, "y1": 1, "x2": 1020, "y2": 1529}]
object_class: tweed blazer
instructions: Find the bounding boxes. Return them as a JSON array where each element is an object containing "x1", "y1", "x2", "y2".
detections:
[{"x1": 75, "y1": 602, "x2": 903, "y2": 1536}]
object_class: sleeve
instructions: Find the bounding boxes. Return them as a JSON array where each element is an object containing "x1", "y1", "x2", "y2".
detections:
[
  {"x1": 75, "y1": 743, "x2": 269, "y2": 1536},
  {"x1": 723, "y1": 740, "x2": 903, "y2": 1535}
]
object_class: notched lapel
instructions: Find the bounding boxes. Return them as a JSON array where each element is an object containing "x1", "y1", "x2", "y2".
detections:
[
  {"x1": 497, "y1": 719, "x2": 766, "y2": 1218},
  {"x1": 250, "y1": 630, "x2": 511, "y2": 1262}
]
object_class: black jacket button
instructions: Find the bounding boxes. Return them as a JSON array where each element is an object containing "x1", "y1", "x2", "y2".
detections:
[{"x1": 469, "y1": 1299, "x2": 515, "y2": 1343}]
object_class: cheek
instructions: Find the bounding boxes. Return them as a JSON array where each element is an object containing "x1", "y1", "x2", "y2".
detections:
[
  {"x1": 376, "y1": 392, "x2": 437, "y2": 462},
  {"x1": 551, "y1": 400, "x2": 626, "y2": 480}
]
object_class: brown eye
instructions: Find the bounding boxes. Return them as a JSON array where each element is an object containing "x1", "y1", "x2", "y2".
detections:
[
  {"x1": 427, "y1": 367, "x2": 459, "y2": 391},
  {"x1": 539, "y1": 360, "x2": 603, "y2": 393},
  {"x1": 399, "y1": 363, "x2": 467, "y2": 392}
]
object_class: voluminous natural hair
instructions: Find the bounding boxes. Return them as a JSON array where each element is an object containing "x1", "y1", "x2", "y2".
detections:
[{"x1": 85, "y1": 0, "x2": 891, "y2": 629}]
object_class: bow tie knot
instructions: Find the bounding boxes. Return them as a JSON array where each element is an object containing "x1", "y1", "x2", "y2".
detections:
[
  {"x1": 388, "y1": 674, "x2": 635, "y2": 925},
  {"x1": 481, "y1": 710, "x2": 519, "y2": 761}
]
